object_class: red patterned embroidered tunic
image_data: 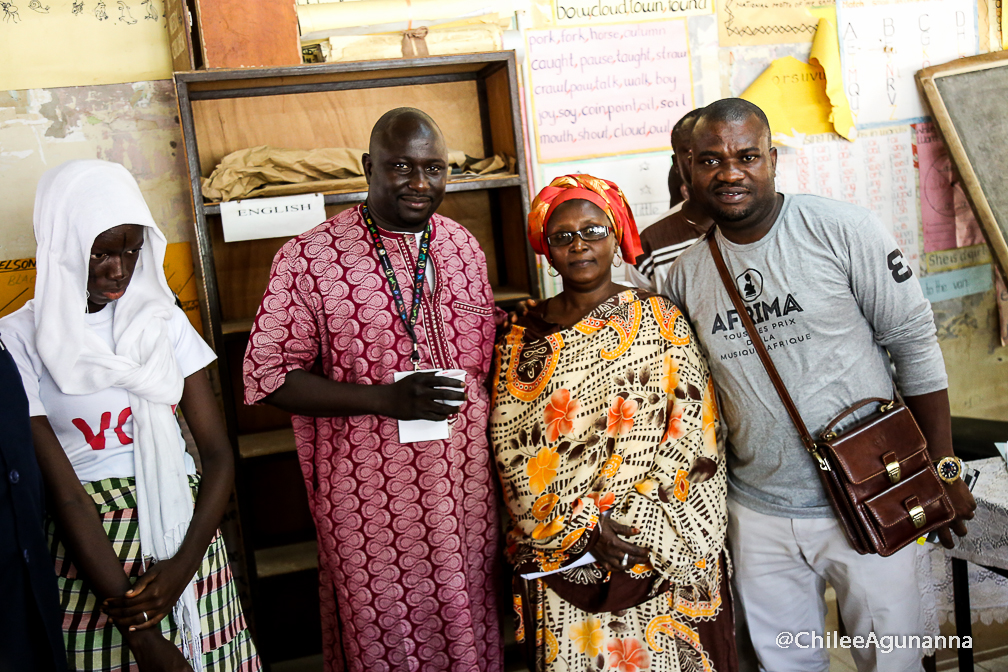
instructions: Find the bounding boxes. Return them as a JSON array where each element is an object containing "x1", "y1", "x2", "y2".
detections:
[{"x1": 243, "y1": 205, "x2": 502, "y2": 672}]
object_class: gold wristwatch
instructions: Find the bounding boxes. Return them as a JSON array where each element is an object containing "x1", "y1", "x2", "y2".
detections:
[{"x1": 933, "y1": 456, "x2": 963, "y2": 484}]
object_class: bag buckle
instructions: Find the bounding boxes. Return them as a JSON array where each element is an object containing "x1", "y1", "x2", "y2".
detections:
[
  {"x1": 883, "y1": 451, "x2": 901, "y2": 484},
  {"x1": 879, "y1": 400, "x2": 896, "y2": 413},
  {"x1": 811, "y1": 445, "x2": 831, "y2": 471},
  {"x1": 906, "y1": 496, "x2": 926, "y2": 529}
]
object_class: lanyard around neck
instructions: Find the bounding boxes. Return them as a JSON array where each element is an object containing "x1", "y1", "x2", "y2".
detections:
[{"x1": 362, "y1": 204, "x2": 432, "y2": 370}]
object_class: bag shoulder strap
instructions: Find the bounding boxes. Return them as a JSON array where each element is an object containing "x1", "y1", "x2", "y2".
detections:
[{"x1": 705, "y1": 231, "x2": 821, "y2": 457}]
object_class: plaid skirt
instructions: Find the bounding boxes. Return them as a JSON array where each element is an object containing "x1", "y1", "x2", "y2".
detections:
[{"x1": 47, "y1": 475, "x2": 261, "y2": 672}]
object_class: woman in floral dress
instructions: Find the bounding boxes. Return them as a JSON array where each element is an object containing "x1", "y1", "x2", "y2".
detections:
[{"x1": 490, "y1": 175, "x2": 737, "y2": 672}]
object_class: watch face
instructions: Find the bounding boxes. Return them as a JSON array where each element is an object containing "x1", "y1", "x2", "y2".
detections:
[{"x1": 938, "y1": 458, "x2": 961, "y2": 481}]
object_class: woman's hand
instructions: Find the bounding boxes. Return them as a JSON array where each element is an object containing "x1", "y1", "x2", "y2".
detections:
[
  {"x1": 127, "y1": 629, "x2": 194, "y2": 672},
  {"x1": 103, "y1": 556, "x2": 194, "y2": 631},
  {"x1": 506, "y1": 298, "x2": 538, "y2": 329},
  {"x1": 593, "y1": 512, "x2": 650, "y2": 572}
]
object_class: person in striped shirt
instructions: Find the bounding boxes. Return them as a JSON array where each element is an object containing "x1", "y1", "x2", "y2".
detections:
[{"x1": 627, "y1": 108, "x2": 714, "y2": 292}]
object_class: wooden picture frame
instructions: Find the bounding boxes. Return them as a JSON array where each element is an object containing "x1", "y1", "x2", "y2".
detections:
[{"x1": 917, "y1": 51, "x2": 1008, "y2": 283}]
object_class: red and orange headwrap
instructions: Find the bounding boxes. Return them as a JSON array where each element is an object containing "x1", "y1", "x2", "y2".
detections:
[{"x1": 528, "y1": 174, "x2": 643, "y2": 265}]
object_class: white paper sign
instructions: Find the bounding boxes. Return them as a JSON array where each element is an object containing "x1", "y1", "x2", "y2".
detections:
[
  {"x1": 220, "y1": 193, "x2": 326, "y2": 242},
  {"x1": 521, "y1": 552, "x2": 598, "y2": 579}
]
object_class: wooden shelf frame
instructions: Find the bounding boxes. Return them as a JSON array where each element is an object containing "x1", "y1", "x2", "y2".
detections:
[
  {"x1": 255, "y1": 540, "x2": 319, "y2": 579},
  {"x1": 175, "y1": 52, "x2": 536, "y2": 358},
  {"x1": 237, "y1": 427, "x2": 297, "y2": 459},
  {"x1": 201, "y1": 174, "x2": 523, "y2": 215}
]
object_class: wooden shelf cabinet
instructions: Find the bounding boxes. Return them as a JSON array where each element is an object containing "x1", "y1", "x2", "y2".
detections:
[{"x1": 173, "y1": 52, "x2": 536, "y2": 668}]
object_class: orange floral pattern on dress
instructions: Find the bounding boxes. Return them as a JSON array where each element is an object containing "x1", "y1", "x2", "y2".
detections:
[
  {"x1": 665, "y1": 400, "x2": 687, "y2": 442},
  {"x1": 634, "y1": 479, "x2": 658, "y2": 496},
  {"x1": 545, "y1": 629, "x2": 559, "y2": 664},
  {"x1": 608, "y1": 637, "x2": 652, "y2": 672},
  {"x1": 560, "y1": 527, "x2": 587, "y2": 550},
  {"x1": 570, "y1": 497, "x2": 586, "y2": 517},
  {"x1": 673, "y1": 469, "x2": 690, "y2": 502},
  {"x1": 606, "y1": 396, "x2": 638, "y2": 437},
  {"x1": 513, "y1": 595, "x2": 525, "y2": 643},
  {"x1": 532, "y1": 493, "x2": 560, "y2": 521},
  {"x1": 544, "y1": 388, "x2": 581, "y2": 442},
  {"x1": 570, "y1": 617, "x2": 605, "y2": 658},
  {"x1": 701, "y1": 378, "x2": 720, "y2": 458},
  {"x1": 648, "y1": 296, "x2": 691, "y2": 346},
  {"x1": 661, "y1": 355, "x2": 680, "y2": 394},
  {"x1": 532, "y1": 514, "x2": 565, "y2": 540},
  {"x1": 601, "y1": 455, "x2": 623, "y2": 479},
  {"x1": 587, "y1": 491, "x2": 615, "y2": 512},
  {"x1": 528, "y1": 445, "x2": 560, "y2": 495},
  {"x1": 504, "y1": 330, "x2": 565, "y2": 403},
  {"x1": 601, "y1": 299, "x2": 643, "y2": 360}
]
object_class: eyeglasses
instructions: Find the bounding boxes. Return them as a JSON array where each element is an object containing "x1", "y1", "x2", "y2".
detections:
[{"x1": 546, "y1": 224, "x2": 611, "y2": 247}]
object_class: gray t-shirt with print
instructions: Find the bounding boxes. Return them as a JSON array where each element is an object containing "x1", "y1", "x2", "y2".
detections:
[{"x1": 663, "y1": 194, "x2": 948, "y2": 518}]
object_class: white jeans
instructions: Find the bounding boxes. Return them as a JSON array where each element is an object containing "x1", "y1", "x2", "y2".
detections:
[{"x1": 728, "y1": 499, "x2": 924, "y2": 672}]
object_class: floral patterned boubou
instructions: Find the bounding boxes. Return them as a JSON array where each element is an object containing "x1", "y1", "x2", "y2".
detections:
[{"x1": 490, "y1": 289, "x2": 735, "y2": 672}]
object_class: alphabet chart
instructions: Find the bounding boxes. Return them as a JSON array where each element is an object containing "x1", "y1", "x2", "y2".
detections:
[
  {"x1": 836, "y1": 0, "x2": 978, "y2": 126},
  {"x1": 525, "y1": 20, "x2": 694, "y2": 162},
  {"x1": 775, "y1": 126, "x2": 920, "y2": 272}
]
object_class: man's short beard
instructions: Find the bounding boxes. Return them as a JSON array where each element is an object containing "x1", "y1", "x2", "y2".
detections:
[{"x1": 707, "y1": 201, "x2": 757, "y2": 223}]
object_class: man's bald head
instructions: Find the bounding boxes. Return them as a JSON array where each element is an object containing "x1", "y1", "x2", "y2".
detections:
[
  {"x1": 669, "y1": 107, "x2": 705, "y2": 203},
  {"x1": 671, "y1": 107, "x2": 704, "y2": 151},
  {"x1": 693, "y1": 98, "x2": 771, "y2": 146},
  {"x1": 368, "y1": 107, "x2": 447, "y2": 157},
  {"x1": 363, "y1": 108, "x2": 449, "y2": 232}
]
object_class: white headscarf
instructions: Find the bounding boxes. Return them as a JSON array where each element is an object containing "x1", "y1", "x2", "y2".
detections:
[{"x1": 32, "y1": 160, "x2": 203, "y2": 669}]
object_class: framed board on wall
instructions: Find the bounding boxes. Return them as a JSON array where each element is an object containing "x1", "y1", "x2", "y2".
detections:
[{"x1": 917, "y1": 50, "x2": 1008, "y2": 284}]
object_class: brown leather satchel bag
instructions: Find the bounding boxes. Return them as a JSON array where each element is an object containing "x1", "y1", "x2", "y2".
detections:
[{"x1": 707, "y1": 234, "x2": 954, "y2": 556}]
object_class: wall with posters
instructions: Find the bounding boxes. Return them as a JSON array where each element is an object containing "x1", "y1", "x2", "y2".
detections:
[{"x1": 519, "y1": 0, "x2": 1007, "y2": 421}]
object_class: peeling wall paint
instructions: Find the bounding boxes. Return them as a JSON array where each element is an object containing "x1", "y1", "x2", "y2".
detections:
[
  {"x1": 0, "y1": 80, "x2": 192, "y2": 258},
  {"x1": 933, "y1": 290, "x2": 1008, "y2": 421}
]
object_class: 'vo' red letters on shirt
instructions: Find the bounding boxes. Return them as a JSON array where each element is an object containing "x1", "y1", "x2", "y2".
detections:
[{"x1": 72, "y1": 407, "x2": 134, "y2": 450}]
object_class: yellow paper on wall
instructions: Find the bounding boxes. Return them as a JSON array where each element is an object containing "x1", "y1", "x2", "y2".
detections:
[
  {"x1": 0, "y1": 243, "x2": 204, "y2": 337},
  {"x1": 162, "y1": 242, "x2": 205, "y2": 337},
  {"x1": 0, "y1": 0, "x2": 173, "y2": 91},
  {"x1": 741, "y1": 56, "x2": 834, "y2": 143},
  {"x1": 741, "y1": 18, "x2": 854, "y2": 144},
  {"x1": 978, "y1": 0, "x2": 991, "y2": 52},
  {"x1": 808, "y1": 18, "x2": 855, "y2": 140}
]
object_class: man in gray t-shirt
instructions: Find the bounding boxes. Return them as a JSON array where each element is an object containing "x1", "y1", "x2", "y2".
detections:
[{"x1": 662, "y1": 99, "x2": 976, "y2": 672}]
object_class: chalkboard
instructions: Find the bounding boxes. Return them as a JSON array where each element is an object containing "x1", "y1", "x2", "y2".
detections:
[{"x1": 918, "y1": 51, "x2": 1008, "y2": 283}]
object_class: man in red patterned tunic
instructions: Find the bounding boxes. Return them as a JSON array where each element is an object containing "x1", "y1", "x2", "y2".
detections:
[{"x1": 243, "y1": 108, "x2": 502, "y2": 672}]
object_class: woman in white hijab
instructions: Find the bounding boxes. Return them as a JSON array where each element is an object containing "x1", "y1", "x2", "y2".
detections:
[{"x1": 1, "y1": 160, "x2": 261, "y2": 672}]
